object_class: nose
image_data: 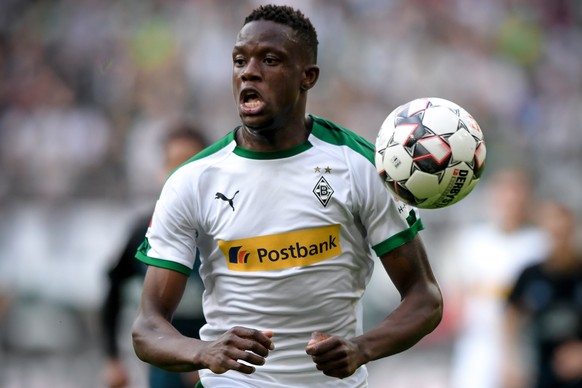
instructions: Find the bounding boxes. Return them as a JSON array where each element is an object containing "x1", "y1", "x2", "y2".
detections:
[{"x1": 241, "y1": 58, "x2": 261, "y2": 82}]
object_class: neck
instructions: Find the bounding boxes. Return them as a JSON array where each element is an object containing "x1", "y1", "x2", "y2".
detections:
[{"x1": 237, "y1": 115, "x2": 312, "y2": 151}]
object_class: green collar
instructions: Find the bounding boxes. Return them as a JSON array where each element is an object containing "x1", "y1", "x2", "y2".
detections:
[{"x1": 233, "y1": 140, "x2": 312, "y2": 160}]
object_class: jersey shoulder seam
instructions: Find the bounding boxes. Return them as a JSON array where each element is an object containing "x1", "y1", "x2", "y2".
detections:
[{"x1": 310, "y1": 115, "x2": 375, "y2": 164}]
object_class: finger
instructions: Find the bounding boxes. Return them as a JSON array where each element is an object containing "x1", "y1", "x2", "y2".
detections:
[
  {"x1": 307, "y1": 331, "x2": 331, "y2": 348},
  {"x1": 215, "y1": 349, "x2": 265, "y2": 374},
  {"x1": 261, "y1": 330, "x2": 275, "y2": 350},
  {"x1": 251, "y1": 330, "x2": 274, "y2": 350},
  {"x1": 262, "y1": 330, "x2": 275, "y2": 339},
  {"x1": 233, "y1": 327, "x2": 275, "y2": 350},
  {"x1": 238, "y1": 338, "x2": 272, "y2": 357},
  {"x1": 237, "y1": 349, "x2": 268, "y2": 366},
  {"x1": 306, "y1": 336, "x2": 336, "y2": 355},
  {"x1": 310, "y1": 331, "x2": 330, "y2": 342},
  {"x1": 321, "y1": 368, "x2": 349, "y2": 379},
  {"x1": 234, "y1": 364, "x2": 256, "y2": 375},
  {"x1": 210, "y1": 354, "x2": 256, "y2": 375},
  {"x1": 224, "y1": 359, "x2": 256, "y2": 375},
  {"x1": 313, "y1": 356, "x2": 347, "y2": 371}
]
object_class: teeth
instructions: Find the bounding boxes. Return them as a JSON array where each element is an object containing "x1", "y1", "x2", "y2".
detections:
[{"x1": 244, "y1": 100, "x2": 261, "y2": 108}]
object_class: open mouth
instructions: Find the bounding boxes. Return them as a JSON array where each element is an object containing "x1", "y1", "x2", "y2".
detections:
[
  {"x1": 243, "y1": 92, "x2": 261, "y2": 108},
  {"x1": 240, "y1": 89, "x2": 264, "y2": 113}
]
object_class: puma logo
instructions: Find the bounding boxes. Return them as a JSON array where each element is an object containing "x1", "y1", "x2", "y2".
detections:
[{"x1": 215, "y1": 190, "x2": 240, "y2": 211}]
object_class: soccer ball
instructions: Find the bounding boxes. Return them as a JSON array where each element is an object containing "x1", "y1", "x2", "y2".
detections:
[{"x1": 375, "y1": 97, "x2": 486, "y2": 209}]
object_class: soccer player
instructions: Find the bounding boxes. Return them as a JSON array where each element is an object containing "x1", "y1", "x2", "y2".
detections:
[
  {"x1": 102, "y1": 123, "x2": 208, "y2": 388},
  {"x1": 131, "y1": 5, "x2": 443, "y2": 388}
]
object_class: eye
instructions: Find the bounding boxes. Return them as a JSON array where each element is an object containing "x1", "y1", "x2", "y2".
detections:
[
  {"x1": 233, "y1": 56, "x2": 245, "y2": 67},
  {"x1": 264, "y1": 56, "x2": 279, "y2": 66}
]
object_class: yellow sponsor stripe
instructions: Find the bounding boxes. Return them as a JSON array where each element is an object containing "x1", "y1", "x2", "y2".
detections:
[{"x1": 218, "y1": 224, "x2": 341, "y2": 272}]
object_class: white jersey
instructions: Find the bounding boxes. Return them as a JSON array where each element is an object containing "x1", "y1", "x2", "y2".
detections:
[
  {"x1": 137, "y1": 115, "x2": 423, "y2": 388},
  {"x1": 448, "y1": 222, "x2": 548, "y2": 388}
]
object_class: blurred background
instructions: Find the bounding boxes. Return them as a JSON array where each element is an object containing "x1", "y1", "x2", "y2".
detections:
[{"x1": 0, "y1": 0, "x2": 581, "y2": 387}]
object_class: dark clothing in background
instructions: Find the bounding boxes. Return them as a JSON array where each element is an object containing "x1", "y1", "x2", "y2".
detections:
[{"x1": 508, "y1": 262, "x2": 582, "y2": 388}]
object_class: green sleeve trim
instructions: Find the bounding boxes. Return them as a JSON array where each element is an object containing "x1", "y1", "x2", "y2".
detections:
[
  {"x1": 372, "y1": 217, "x2": 424, "y2": 257},
  {"x1": 135, "y1": 251, "x2": 192, "y2": 276}
]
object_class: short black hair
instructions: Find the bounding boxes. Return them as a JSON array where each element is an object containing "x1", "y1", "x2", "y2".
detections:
[{"x1": 244, "y1": 4, "x2": 318, "y2": 63}]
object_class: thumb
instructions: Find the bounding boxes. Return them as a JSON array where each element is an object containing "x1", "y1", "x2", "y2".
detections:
[{"x1": 307, "y1": 331, "x2": 330, "y2": 347}]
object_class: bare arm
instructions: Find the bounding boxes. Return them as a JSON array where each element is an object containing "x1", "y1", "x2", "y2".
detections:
[
  {"x1": 306, "y1": 235, "x2": 443, "y2": 378},
  {"x1": 132, "y1": 266, "x2": 274, "y2": 374},
  {"x1": 355, "y1": 234, "x2": 443, "y2": 358}
]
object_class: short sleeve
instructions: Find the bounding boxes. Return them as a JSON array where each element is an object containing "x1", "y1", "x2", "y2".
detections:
[
  {"x1": 135, "y1": 170, "x2": 198, "y2": 276},
  {"x1": 352, "y1": 153, "x2": 423, "y2": 257}
]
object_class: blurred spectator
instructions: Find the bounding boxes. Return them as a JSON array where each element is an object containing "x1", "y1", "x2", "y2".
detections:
[
  {"x1": 123, "y1": 10, "x2": 191, "y2": 201},
  {"x1": 0, "y1": 0, "x2": 580, "y2": 206},
  {"x1": 503, "y1": 201, "x2": 582, "y2": 388},
  {"x1": 102, "y1": 122, "x2": 208, "y2": 388},
  {"x1": 0, "y1": 61, "x2": 111, "y2": 199},
  {"x1": 443, "y1": 167, "x2": 550, "y2": 388}
]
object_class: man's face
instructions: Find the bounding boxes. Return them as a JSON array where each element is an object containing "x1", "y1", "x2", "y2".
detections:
[{"x1": 232, "y1": 20, "x2": 308, "y2": 131}]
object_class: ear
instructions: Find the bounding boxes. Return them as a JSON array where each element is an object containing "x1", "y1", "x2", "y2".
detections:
[{"x1": 301, "y1": 64, "x2": 320, "y2": 91}]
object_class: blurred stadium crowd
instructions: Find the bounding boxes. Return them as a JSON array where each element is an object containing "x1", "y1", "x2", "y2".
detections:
[{"x1": 0, "y1": 0, "x2": 581, "y2": 387}]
